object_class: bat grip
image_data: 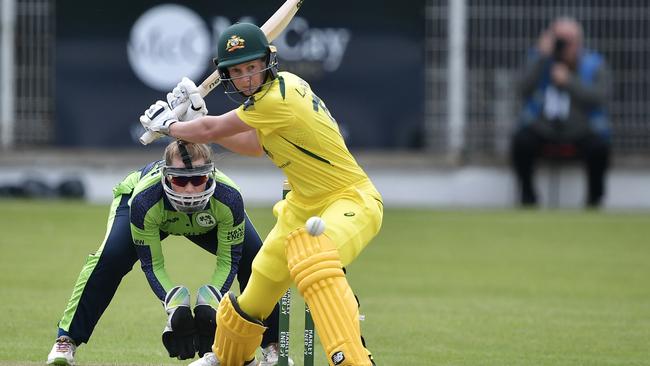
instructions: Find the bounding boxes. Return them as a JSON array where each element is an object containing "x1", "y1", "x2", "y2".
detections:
[
  {"x1": 138, "y1": 103, "x2": 187, "y2": 145},
  {"x1": 138, "y1": 0, "x2": 301, "y2": 146},
  {"x1": 139, "y1": 130, "x2": 160, "y2": 145}
]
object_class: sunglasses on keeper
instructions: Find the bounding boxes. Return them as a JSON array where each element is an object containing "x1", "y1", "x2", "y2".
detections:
[
  {"x1": 169, "y1": 175, "x2": 209, "y2": 187},
  {"x1": 163, "y1": 164, "x2": 213, "y2": 187}
]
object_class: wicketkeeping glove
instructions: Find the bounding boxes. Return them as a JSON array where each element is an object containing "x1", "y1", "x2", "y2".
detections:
[
  {"x1": 139, "y1": 100, "x2": 178, "y2": 136},
  {"x1": 166, "y1": 77, "x2": 208, "y2": 122},
  {"x1": 162, "y1": 286, "x2": 196, "y2": 360},
  {"x1": 193, "y1": 284, "x2": 222, "y2": 357}
]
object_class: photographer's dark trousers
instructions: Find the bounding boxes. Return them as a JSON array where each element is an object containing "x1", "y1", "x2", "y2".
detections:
[
  {"x1": 511, "y1": 126, "x2": 610, "y2": 207},
  {"x1": 56, "y1": 194, "x2": 279, "y2": 348}
]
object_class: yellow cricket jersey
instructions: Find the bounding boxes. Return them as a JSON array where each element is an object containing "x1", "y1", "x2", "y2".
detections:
[{"x1": 236, "y1": 71, "x2": 377, "y2": 200}]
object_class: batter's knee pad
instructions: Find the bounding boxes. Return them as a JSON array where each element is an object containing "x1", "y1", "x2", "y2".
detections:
[
  {"x1": 213, "y1": 292, "x2": 266, "y2": 366},
  {"x1": 286, "y1": 228, "x2": 370, "y2": 366}
]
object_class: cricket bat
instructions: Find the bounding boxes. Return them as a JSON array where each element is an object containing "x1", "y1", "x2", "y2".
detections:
[{"x1": 140, "y1": 0, "x2": 305, "y2": 145}]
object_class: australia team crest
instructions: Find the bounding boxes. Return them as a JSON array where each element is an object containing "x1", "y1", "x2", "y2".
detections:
[{"x1": 226, "y1": 35, "x2": 246, "y2": 52}]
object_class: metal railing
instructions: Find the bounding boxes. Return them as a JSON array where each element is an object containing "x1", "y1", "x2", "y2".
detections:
[
  {"x1": 0, "y1": 0, "x2": 54, "y2": 148},
  {"x1": 426, "y1": 0, "x2": 650, "y2": 160}
]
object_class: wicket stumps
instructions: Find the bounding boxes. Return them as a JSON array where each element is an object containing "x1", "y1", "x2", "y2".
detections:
[
  {"x1": 279, "y1": 181, "x2": 315, "y2": 366},
  {"x1": 303, "y1": 305, "x2": 315, "y2": 365},
  {"x1": 279, "y1": 290, "x2": 292, "y2": 365}
]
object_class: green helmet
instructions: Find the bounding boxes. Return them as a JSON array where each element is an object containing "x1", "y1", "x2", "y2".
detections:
[{"x1": 214, "y1": 23, "x2": 270, "y2": 69}]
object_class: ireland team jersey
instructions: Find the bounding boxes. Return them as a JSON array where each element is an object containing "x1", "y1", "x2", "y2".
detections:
[
  {"x1": 236, "y1": 71, "x2": 376, "y2": 200},
  {"x1": 116, "y1": 160, "x2": 245, "y2": 301}
]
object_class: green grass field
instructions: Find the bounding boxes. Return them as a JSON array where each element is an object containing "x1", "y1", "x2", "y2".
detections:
[{"x1": 1, "y1": 199, "x2": 649, "y2": 365}]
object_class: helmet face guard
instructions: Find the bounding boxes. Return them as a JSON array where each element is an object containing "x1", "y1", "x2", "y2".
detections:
[
  {"x1": 162, "y1": 163, "x2": 216, "y2": 213},
  {"x1": 213, "y1": 23, "x2": 279, "y2": 104},
  {"x1": 216, "y1": 46, "x2": 279, "y2": 104}
]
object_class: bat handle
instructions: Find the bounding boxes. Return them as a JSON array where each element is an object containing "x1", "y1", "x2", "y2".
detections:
[
  {"x1": 138, "y1": 102, "x2": 188, "y2": 145},
  {"x1": 139, "y1": 130, "x2": 161, "y2": 145},
  {"x1": 139, "y1": 72, "x2": 220, "y2": 145},
  {"x1": 138, "y1": 0, "x2": 302, "y2": 146}
]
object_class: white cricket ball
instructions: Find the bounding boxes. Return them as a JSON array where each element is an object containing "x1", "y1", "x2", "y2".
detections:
[{"x1": 305, "y1": 216, "x2": 326, "y2": 236}]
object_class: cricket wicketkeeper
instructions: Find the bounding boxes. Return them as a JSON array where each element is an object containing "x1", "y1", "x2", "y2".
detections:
[
  {"x1": 47, "y1": 141, "x2": 287, "y2": 366},
  {"x1": 140, "y1": 23, "x2": 383, "y2": 366}
]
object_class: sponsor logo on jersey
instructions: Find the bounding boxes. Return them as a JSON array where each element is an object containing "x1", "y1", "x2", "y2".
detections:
[
  {"x1": 196, "y1": 213, "x2": 216, "y2": 227},
  {"x1": 162, "y1": 217, "x2": 180, "y2": 225},
  {"x1": 226, "y1": 226, "x2": 244, "y2": 241},
  {"x1": 278, "y1": 160, "x2": 292, "y2": 169},
  {"x1": 331, "y1": 351, "x2": 345, "y2": 365}
]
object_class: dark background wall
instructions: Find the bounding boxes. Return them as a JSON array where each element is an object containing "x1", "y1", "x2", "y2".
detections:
[{"x1": 55, "y1": 0, "x2": 425, "y2": 148}]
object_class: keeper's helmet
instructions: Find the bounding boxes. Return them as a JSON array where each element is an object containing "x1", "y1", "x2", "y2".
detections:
[
  {"x1": 213, "y1": 23, "x2": 278, "y2": 100},
  {"x1": 162, "y1": 141, "x2": 216, "y2": 213}
]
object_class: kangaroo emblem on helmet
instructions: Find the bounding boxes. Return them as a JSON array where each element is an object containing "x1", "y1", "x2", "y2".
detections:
[{"x1": 226, "y1": 35, "x2": 246, "y2": 52}]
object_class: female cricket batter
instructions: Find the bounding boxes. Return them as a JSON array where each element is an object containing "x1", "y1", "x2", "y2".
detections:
[
  {"x1": 140, "y1": 23, "x2": 383, "y2": 366},
  {"x1": 47, "y1": 141, "x2": 284, "y2": 366}
]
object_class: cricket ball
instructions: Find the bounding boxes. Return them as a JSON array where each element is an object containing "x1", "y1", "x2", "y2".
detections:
[{"x1": 305, "y1": 216, "x2": 326, "y2": 236}]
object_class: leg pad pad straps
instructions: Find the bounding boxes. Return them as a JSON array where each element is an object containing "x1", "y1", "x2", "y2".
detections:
[
  {"x1": 213, "y1": 292, "x2": 266, "y2": 366},
  {"x1": 286, "y1": 228, "x2": 370, "y2": 366}
]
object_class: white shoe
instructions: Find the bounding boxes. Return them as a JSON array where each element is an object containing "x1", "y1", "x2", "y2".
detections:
[
  {"x1": 46, "y1": 336, "x2": 76, "y2": 366},
  {"x1": 188, "y1": 352, "x2": 257, "y2": 366},
  {"x1": 259, "y1": 343, "x2": 294, "y2": 366},
  {"x1": 188, "y1": 352, "x2": 219, "y2": 366}
]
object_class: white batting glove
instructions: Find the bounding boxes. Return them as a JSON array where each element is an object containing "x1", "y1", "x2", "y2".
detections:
[
  {"x1": 166, "y1": 77, "x2": 208, "y2": 122},
  {"x1": 139, "y1": 100, "x2": 178, "y2": 136}
]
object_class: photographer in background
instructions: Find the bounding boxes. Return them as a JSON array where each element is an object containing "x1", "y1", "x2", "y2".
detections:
[{"x1": 511, "y1": 17, "x2": 612, "y2": 208}]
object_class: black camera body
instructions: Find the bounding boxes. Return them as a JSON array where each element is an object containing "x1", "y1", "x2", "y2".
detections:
[{"x1": 552, "y1": 38, "x2": 568, "y2": 61}]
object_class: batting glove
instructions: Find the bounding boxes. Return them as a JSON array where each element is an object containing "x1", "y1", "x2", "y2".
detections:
[
  {"x1": 193, "y1": 285, "x2": 222, "y2": 357},
  {"x1": 139, "y1": 100, "x2": 178, "y2": 136},
  {"x1": 167, "y1": 77, "x2": 208, "y2": 122},
  {"x1": 162, "y1": 286, "x2": 197, "y2": 360}
]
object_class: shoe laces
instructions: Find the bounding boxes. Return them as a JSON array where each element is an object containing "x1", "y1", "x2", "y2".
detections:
[{"x1": 55, "y1": 337, "x2": 75, "y2": 353}]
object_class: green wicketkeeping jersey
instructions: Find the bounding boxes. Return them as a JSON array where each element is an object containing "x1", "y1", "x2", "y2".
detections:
[{"x1": 115, "y1": 160, "x2": 246, "y2": 301}]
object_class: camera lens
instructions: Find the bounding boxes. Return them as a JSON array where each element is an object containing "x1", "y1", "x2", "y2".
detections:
[{"x1": 553, "y1": 38, "x2": 567, "y2": 59}]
